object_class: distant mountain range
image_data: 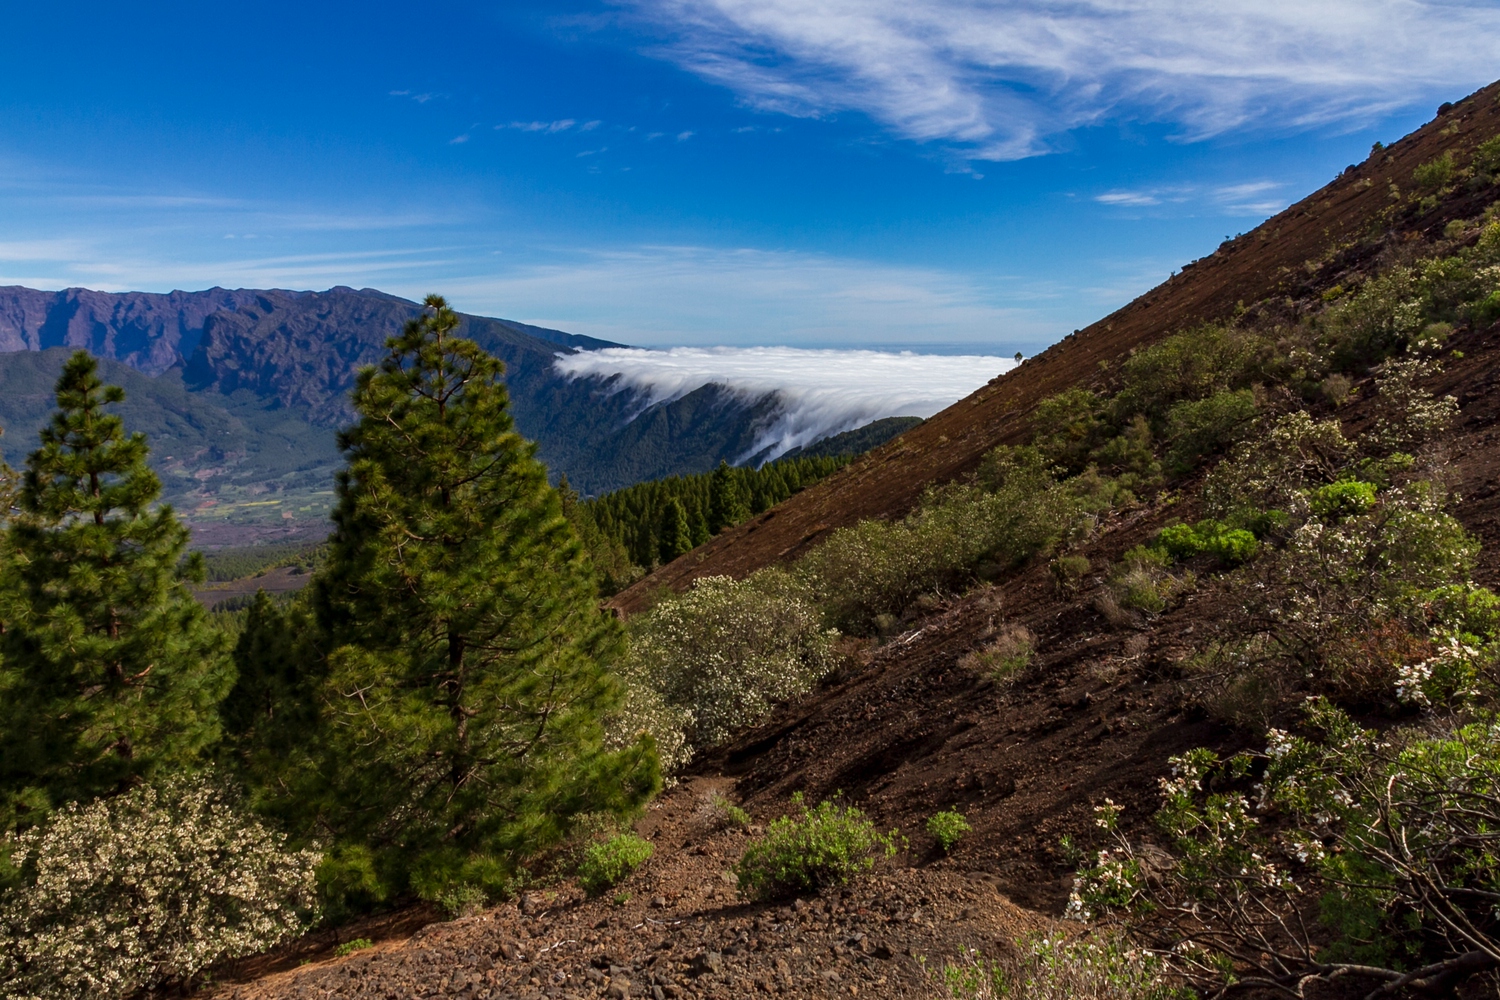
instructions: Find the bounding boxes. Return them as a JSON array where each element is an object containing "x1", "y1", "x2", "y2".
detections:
[{"x1": 0, "y1": 286, "x2": 915, "y2": 545}]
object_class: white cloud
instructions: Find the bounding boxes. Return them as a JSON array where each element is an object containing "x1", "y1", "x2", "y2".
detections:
[
  {"x1": 504, "y1": 119, "x2": 579, "y2": 133},
  {"x1": 624, "y1": 0, "x2": 1500, "y2": 159},
  {"x1": 1096, "y1": 191, "x2": 1165, "y2": 207},
  {"x1": 554, "y1": 345, "x2": 1015, "y2": 459},
  {"x1": 1094, "y1": 180, "x2": 1289, "y2": 216}
]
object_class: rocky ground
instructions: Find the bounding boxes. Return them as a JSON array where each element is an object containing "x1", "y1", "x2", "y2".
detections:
[{"x1": 211, "y1": 777, "x2": 1044, "y2": 1000}]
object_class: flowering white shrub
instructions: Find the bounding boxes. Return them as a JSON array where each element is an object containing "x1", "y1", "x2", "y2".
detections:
[
  {"x1": 0, "y1": 776, "x2": 320, "y2": 1000},
  {"x1": 1370, "y1": 356, "x2": 1458, "y2": 451},
  {"x1": 604, "y1": 665, "x2": 694, "y2": 775},
  {"x1": 1073, "y1": 702, "x2": 1500, "y2": 997},
  {"x1": 937, "y1": 935, "x2": 1177, "y2": 1000},
  {"x1": 625, "y1": 571, "x2": 836, "y2": 754}
]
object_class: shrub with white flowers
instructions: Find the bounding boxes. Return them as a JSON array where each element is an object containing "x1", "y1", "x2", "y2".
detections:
[
  {"x1": 1071, "y1": 700, "x2": 1500, "y2": 997},
  {"x1": 0, "y1": 775, "x2": 320, "y2": 1000},
  {"x1": 625, "y1": 570, "x2": 836, "y2": 755},
  {"x1": 936, "y1": 934, "x2": 1181, "y2": 1000}
]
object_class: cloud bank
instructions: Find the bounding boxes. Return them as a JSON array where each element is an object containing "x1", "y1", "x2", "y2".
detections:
[
  {"x1": 553, "y1": 345, "x2": 1015, "y2": 460},
  {"x1": 625, "y1": 0, "x2": 1500, "y2": 159}
]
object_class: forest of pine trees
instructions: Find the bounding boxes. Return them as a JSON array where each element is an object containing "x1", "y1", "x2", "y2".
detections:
[{"x1": 561, "y1": 454, "x2": 848, "y2": 593}]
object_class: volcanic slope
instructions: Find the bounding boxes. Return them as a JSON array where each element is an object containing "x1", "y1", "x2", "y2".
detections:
[
  {"x1": 610, "y1": 83, "x2": 1500, "y2": 616},
  {"x1": 213, "y1": 86, "x2": 1500, "y2": 1000}
]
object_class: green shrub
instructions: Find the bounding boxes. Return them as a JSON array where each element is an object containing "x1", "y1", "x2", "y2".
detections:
[
  {"x1": 1413, "y1": 151, "x2": 1455, "y2": 191},
  {"x1": 1424, "y1": 583, "x2": 1500, "y2": 640},
  {"x1": 735, "y1": 795, "x2": 898, "y2": 900},
  {"x1": 800, "y1": 447, "x2": 1088, "y2": 633},
  {"x1": 577, "y1": 834, "x2": 654, "y2": 896},
  {"x1": 1111, "y1": 325, "x2": 1261, "y2": 423},
  {"x1": 1049, "y1": 554, "x2": 1091, "y2": 592},
  {"x1": 1203, "y1": 527, "x2": 1257, "y2": 564},
  {"x1": 1108, "y1": 547, "x2": 1190, "y2": 614},
  {"x1": 334, "y1": 938, "x2": 373, "y2": 958},
  {"x1": 1308, "y1": 479, "x2": 1377, "y2": 518},
  {"x1": 1473, "y1": 135, "x2": 1500, "y2": 176},
  {"x1": 436, "y1": 883, "x2": 487, "y2": 918},
  {"x1": 1162, "y1": 388, "x2": 1256, "y2": 471},
  {"x1": 1032, "y1": 388, "x2": 1106, "y2": 472},
  {"x1": 1153, "y1": 524, "x2": 1203, "y2": 560},
  {"x1": 1318, "y1": 266, "x2": 1422, "y2": 364},
  {"x1": 0, "y1": 776, "x2": 319, "y2": 1000},
  {"x1": 926, "y1": 810, "x2": 971, "y2": 852},
  {"x1": 706, "y1": 792, "x2": 750, "y2": 829},
  {"x1": 1156, "y1": 521, "x2": 1259, "y2": 565}
]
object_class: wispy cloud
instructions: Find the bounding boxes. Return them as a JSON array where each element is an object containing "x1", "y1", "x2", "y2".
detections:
[
  {"x1": 1096, "y1": 191, "x2": 1169, "y2": 208},
  {"x1": 554, "y1": 345, "x2": 1015, "y2": 460},
  {"x1": 1095, "y1": 180, "x2": 1288, "y2": 217},
  {"x1": 623, "y1": 0, "x2": 1500, "y2": 160},
  {"x1": 503, "y1": 119, "x2": 580, "y2": 132}
]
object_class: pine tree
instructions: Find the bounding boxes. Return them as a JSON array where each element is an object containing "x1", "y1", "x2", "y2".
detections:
[
  {"x1": 707, "y1": 459, "x2": 749, "y2": 534},
  {"x1": 0, "y1": 352, "x2": 230, "y2": 828},
  {"x1": 689, "y1": 495, "x2": 711, "y2": 547},
  {"x1": 657, "y1": 497, "x2": 692, "y2": 564},
  {"x1": 309, "y1": 296, "x2": 657, "y2": 890},
  {"x1": 220, "y1": 591, "x2": 319, "y2": 765}
]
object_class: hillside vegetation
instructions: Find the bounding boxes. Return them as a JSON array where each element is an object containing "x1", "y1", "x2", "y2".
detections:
[
  {"x1": 204, "y1": 84, "x2": 1500, "y2": 999},
  {"x1": 6, "y1": 84, "x2": 1500, "y2": 1000},
  {"x1": 564, "y1": 455, "x2": 852, "y2": 594}
]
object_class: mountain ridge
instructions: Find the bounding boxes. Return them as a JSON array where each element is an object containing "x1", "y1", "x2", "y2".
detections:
[{"x1": 0, "y1": 286, "x2": 924, "y2": 541}]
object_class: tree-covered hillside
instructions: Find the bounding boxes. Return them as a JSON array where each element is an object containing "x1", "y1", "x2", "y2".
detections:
[{"x1": 562, "y1": 455, "x2": 851, "y2": 593}]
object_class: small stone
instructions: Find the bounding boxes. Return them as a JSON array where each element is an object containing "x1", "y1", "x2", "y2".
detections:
[
  {"x1": 688, "y1": 951, "x2": 723, "y2": 978},
  {"x1": 651, "y1": 896, "x2": 668, "y2": 908},
  {"x1": 606, "y1": 978, "x2": 631, "y2": 999}
]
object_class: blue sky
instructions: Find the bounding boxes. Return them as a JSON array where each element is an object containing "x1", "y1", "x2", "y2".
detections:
[{"x1": 1, "y1": 0, "x2": 1496, "y2": 353}]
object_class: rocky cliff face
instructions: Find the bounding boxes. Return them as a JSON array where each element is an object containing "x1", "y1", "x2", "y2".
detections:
[{"x1": 0, "y1": 286, "x2": 268, "y2": 375}]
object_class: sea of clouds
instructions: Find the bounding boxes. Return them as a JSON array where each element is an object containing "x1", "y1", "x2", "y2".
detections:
[{"x1": 553, "y1": 345, "x2": 1017, "y2": 462}]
